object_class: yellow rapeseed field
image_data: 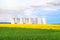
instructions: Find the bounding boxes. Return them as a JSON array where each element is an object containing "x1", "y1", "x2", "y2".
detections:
[{"x1": 0, "y1": 24, "x2": 60, "y2": 29}]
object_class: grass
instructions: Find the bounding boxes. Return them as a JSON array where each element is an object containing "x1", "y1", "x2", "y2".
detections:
[{"x1": 0, "y1": 27, "x2": 60, "y2": 40}]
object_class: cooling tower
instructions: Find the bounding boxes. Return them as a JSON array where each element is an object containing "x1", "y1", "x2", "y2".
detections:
[
  {"x1": 19, "y1": 18, "x2": 24, "y2": 24},
  {"x1": 37, "y1": 18, "x2": 46, "y2": 24},
  {"x1": 37, "y1": 18, "x2": 42, "y2": 24},
  {"x1": 33, "y1": 18, "x2": 37, "y2": 24},
  {"x1": 28, "y1": 18, "x2": 32, "y2": 24},
  {"x1": 11, "y1": 17, "x2": 46, "y2": 24},
  {"x1": 24, "y1": 18, "x2": 32, "y2": 24},
  {"x1": 42, "y1": 18, "x2": 46, "y2": 24},
  {"x1": 11, "y1": 18, "x2": 15, "y2": 24},
  {"x1": 17, "y1": 18, "x2": 20, "y2": 24},
  {"x1": 24, "y1": 18, "x2": 28, "y2": 24}
]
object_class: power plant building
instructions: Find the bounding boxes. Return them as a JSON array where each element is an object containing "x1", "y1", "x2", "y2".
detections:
[
  {"x1": 11, "y1": 17, "x2": 46, "y2": 24},
  {"x1": 11, "y1": 18, "x2": 15, "y2": 24}
]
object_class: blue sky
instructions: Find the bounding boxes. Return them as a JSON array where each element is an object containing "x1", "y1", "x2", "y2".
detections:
[{"x1": 0, "y1": 0, "x2": 60, "y2": 24}]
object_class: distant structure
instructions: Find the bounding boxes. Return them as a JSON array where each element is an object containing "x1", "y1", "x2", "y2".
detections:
[
  {"x1": 42, "y1": 18, "x2": 46, "y2": 24},
  {"x1": 37, "y1": 18, "x2": 46, "y2": 24},
  {"x1": 28, "y1": 18, "x2": 32, "y2": 24},
  {"x1": 33, "y1": 18, "x2": 37, "y2": 24},
  {"x1": 17, "y1": 18, "x2": 24, "y2": 24},
  {"x1": 24, "y1": 18, "x2": 32, "y2": 24},
  {"x1": 11, "y1": 18, "x2": 15, "y2": 24},
  {"x1": 11, "y1": 17, "x2": 46, "y2": 24},
  {"x1": 37, "y1": 18, "x2": 42, "y2": 24}
]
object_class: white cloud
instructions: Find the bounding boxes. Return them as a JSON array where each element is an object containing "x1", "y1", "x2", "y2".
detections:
[
  {"x1": 0, "y1": 0, "x2": 58, "y2": 9},
  {"x1": 0, "y1": 0, "x2": 60, "y2": 22},
  {"x1": 0, "y1": 0, "x2": 60, "y2": 11}
]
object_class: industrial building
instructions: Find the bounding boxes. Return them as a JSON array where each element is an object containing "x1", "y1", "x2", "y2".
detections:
[{"x1": 11, "y1": 18, "x2": 46, "y2": 24}]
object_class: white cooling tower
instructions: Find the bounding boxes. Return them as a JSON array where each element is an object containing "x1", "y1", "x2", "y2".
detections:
[
  {"x1": 11, "y1": 17, "x2": 46, "y2": 24},
  {"x1": 19, "y1": 18, "x2": 24, "y2": 24},
  {"x1": 17, "y1": 18, "x2": 20, "y2": 24},
  {"x1": 38, "y1": 18, "x2": 46, "y2": 24},
  {"x1": 24, "y1": 18, "x2": 32, "y2": 24},
  {"x1": 37, "y1": 18, "x2": 42, "y2": 24},
  {"x1": 42, "y1": 18, "x2": 46, "y2": 24},
  {"x1": 33, "y1": 18, "x2": 37, "y2": 24},
  {"x1": 24, "y1": 18, "x2": 28, "y2": 24},
  {"x1": 11, "y1": 18, "x2": 15, "y2": 24},
  {"x1": 28, "y1": 18, "x2": 32, "y2": 24}
]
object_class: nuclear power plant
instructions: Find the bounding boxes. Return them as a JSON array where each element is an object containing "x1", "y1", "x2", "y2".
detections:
[{"x1": 11, "y1": 18, "x2": 46, "y2": 24}]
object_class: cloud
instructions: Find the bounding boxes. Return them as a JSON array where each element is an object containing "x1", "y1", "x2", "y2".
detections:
[
  {"x1": 0, "y1": 0, "x2": 57, "y2": 9},
  {"x1": 0, "y1": 9, "x2": 26, "y2": 22},
  {"x1": 47, "y1": 2, "x2": 60, "y2": 6},
  {"x1": 0, "y1": 0, "x2": 60, "y2": 22},
  {"x1": 0, "y1": 0, "x2": 60, "y2": 11}
]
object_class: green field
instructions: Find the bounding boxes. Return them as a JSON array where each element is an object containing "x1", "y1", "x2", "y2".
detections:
[{"x1": 0, "y1": 27, "x2": 60, "y2": 40}]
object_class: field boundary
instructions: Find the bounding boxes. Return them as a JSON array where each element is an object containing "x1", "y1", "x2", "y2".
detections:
[{"x1": 0, "y1": 24, "x2": 60, "y2": 29}]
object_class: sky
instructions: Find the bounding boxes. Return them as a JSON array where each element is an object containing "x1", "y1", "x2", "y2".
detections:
[{"x1": 0, "y1": 0, "x2": 60, "y2": 24}]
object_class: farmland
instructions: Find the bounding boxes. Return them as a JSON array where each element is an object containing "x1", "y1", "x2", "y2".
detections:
[
  {"x1": 0, "y1": 24, "x2": 60, "y2": 40},
  {"x1": 0, "y1": 27, "x2": 60, "y2": 40},
  {"x1": 0, "y1": 24, "x2": 60, "y2": 29}
]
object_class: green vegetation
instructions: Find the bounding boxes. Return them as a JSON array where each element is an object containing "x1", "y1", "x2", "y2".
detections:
[
  {"x1": 0, "y1": 27, "x2": 60, "y2": 40},
  {"x1": 0, "y1": 22, "x2": 11, "y2": 24}
]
